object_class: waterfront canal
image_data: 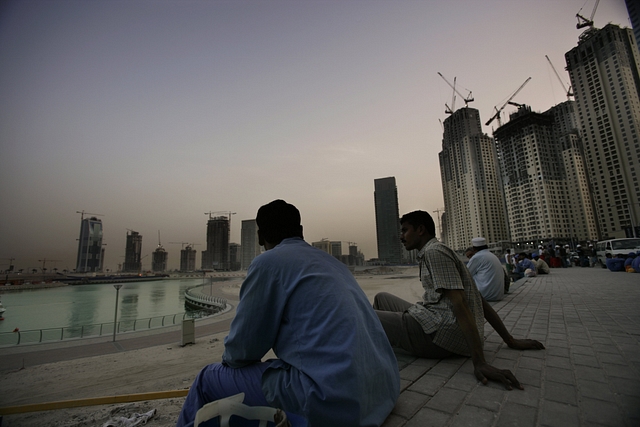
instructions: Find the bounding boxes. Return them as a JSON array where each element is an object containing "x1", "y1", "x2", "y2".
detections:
[{"x1": 0, "y1": 278, "x2": 206, "y2": 334}]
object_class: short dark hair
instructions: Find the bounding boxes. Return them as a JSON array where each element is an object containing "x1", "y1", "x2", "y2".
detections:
[
  {"x1": 400, "y1": 211, "x2": 436, "y2": 236},
  {"x1": 256, "y1": 199, "x2": 303, "y2": 245}
]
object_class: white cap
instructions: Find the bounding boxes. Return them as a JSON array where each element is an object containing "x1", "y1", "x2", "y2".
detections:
[{"x1": 472, "y1": 237, "x2": 486, "y2": 247}]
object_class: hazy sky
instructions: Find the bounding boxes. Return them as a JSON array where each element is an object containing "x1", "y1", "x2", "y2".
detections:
[{"x1": 0, "y1": 0, "x2": 630, "y2": 272}]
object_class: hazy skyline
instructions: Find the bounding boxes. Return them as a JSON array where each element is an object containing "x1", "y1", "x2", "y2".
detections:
[{"x1": 0, "y1": 0, "x2": 630, "y2": 272}]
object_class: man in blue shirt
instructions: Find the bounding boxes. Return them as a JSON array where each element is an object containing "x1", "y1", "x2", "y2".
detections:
[
  {"x1": 176, "y1": 200, "x2": 400, "y2": 427},
  {"x1": 512, "y1": 253, "x2": 537, "y2": 280}
]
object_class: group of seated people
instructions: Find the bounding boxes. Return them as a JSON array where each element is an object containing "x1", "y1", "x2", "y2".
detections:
[{"x1": 605, "y1": 252, "x2": 640, "y2": 272}]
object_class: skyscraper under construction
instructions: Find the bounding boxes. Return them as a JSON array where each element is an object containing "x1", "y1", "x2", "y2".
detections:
[
  {"x1": 565, "y1": 23, "x2": 640, "y2": 238},
  {"x1": 202, "y1": 214, "x2": 230, "y2": 270},
  {"x1": 122, "y1": 230, "x2": 142, "y2": 273},
  {"x1": 438, "y1": 107, "x2": 509, "y2": 251}
]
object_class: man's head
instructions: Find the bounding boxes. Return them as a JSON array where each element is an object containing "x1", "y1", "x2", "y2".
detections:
[
  {"x1": 256, "y1": 200, "x2": 303, "y2": 249},
  {"x1": 518, "y1": 252, "x2": 527, "y2": 261},
  {"x1": 471, "y1": 237, "x2": 488, "y2": 251},
  {"x1": 465, "y1": 247, "x2": 476, "y2": 259},
  {"x1": 532, "y1": 253, "x2": 540, "y2": 260},
  {"x1": 399, "y1": 211, "x2": 436, "y2": 251}
]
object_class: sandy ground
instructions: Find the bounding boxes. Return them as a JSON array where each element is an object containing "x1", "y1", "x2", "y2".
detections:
[{"x1": 0, "y1": 267, "x2": 422, "y2": 427}]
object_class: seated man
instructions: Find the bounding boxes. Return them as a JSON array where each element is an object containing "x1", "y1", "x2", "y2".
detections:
[
  {"x1": 466, "y1": 237, "x2": 504, "y2": 301},
  {"x1": 512, "y1": 253, "x2": 537, "y2": 280},
  {"x1": 374, "y1": 211, "x2": 544, "y2": 390},
  {"x1": 606, "y1": 254, "x2": 626, "y2": 272},
  {"x1": 177, "y1": 200, "x2": 400, "y2": 427},
  {"x1": 531, "y1": 253, "x2": 550, "y2": 274}
]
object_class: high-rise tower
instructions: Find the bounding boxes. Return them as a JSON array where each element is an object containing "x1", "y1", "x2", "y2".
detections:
[
  {"x1": 202, "y1": 215, "x2": 230, "y2": 270},
  {"x1": 240, "y1": 219, "x2": 261, "y2": 270},
  {"x1": 151, "y1": 231, "x2": 168, "y2": 273},
  {"x1": 123, "y1": 230, "x2": 142, "y2": 273},
  {"x1": 565, "y1": 23, "x2": 640, "y2": 238},
  {"x1": 180, "y1": 244, "x2": 197, "y2": 272},
  {"x1": 374, "y1": 177, "x2": 402, "y2": 264},
  {"x1": 494, "y1": 103, "x2": 598, "y2": 247},
  {"x1": 438, "y1": 107, "x2": 509, "y2": 251},
  {"x1": 76, "y1": 216, "x2": 103, "y2": 273}
]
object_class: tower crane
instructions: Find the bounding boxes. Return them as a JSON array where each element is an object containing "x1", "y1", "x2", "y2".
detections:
[
  {"x1": 76, "y1": 210, "x2": 104, "y2": 221},
  {"x1": 576, "y1": 0, "x2": 599, "y2": 30},
  {"x1": 485, "y1": 77, "x2": 532, "y2": 127},
  {"x1": 437, "y1": 72, "x2": 474, "y2": 114},
  {"x1": 545, "y1": 55, "x2": 573, "y2": 100},
  {"x1": 169, "y1": 242, "x2": 201, "y2": 249}
]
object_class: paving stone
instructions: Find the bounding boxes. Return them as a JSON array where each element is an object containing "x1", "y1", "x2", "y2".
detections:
[
  {"x1": 424, "y1": 388, "x2": 467, "y2": 414},
  {"x1": 518, "y1": 354, "x2": 543, "y2": 371},
  {"x1": 427, "y1": 361, "x2": 462, "y2": 378},
  {"x1": 539, "y1": 400, "x2": 580, "y2": 427},
  {"x1": 598, "y1": 352, "x2": 628, "y2": 365},
  {"x1": 513, "y1": 367, "x2": 542, "y2": 388},
  {"x1": 404, "y1": 407, "x2": 451, "y2": 427},
  {"x1": 450, "y1": 405, "x2": 497, "y2": 427},
  {"x1": 545, "y1": 355, "x2": 572, "y2": 369},
  {"x1": 399, "y1": 363, "x2": 431, "y2": 381},
  {"x1": 546, "y1": 347, "x2": 570, "y2": 358},
  {"x1": 573, "y1": 365, "x2": 607, "y2": 383},
  {"x1": 505, "y1": 385, "x2": 540, "y2": 407},
  {"x1": 580, "y1": 398, "x2": 624, "y2": 426},
  {"x1": 544, "y1": 366, "x2": 575, "y2": 385},
  {"x1": 444, "y1": 370, "x2": 479, "y2": 392},
  {"x1": 410, "y1": 358, "x2": 439, "y2": 368},
  {"x1": 576, "y1": 378, "x2": 616, "y2": 402},
  {"x1": 391, "y1": 390, "x2": 431, "y2": 419},
  {"x1": 408, "y1": 374, "x2": 447, "y2": 396},
  {"x1": 601, "y1": 362, "x2": 634, "y2": 379},
  {"x1": 544, "y1": 381, "x2": 577, "y2": 405},
  {"x1": 496, "y1": 402, "x2": 537, "y2": 427},
  {"x1": 570, "y1": 345, "x2": 595, "y2": 356},
  {"x1": 608, "y1": 376, "x2": 640, "y2": 397},
  {"x1": 466, "y1": 385, "x2": 506, "y2": 411},
  {"x1": 571, "y1": 353, "x2": 600, "y2": 367}
]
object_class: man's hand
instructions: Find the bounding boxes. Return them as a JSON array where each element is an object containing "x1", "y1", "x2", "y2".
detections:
[
  {"x1": 507, "y1": 338, "x2": 545, "y2": 350},
  {"x1": 474, "y1": 362, "x2": 523, "y2": 390}
]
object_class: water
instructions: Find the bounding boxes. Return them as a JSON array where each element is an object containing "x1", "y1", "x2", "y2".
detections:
[{"x1": 0, "y1": 278, "x2": 204, "y2": 333}]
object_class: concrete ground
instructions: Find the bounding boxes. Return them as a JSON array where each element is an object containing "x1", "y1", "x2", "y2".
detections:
[{"x1": 1, "y1": 266, "x2": 639, "y2": 426}]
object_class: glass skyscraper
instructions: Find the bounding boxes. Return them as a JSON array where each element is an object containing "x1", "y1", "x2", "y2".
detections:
[{"x1": 76, "y1": 216, "x2": 103, "y2": 273}]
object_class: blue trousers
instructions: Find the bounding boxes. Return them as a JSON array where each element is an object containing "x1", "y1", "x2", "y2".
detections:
[{"x1": 176, "y1": 362, "x2": 308, "y2": 427}]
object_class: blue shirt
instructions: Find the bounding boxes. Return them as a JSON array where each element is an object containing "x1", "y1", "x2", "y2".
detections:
[
  {"x1": 515, "y1": 258, "x2": 536, "y2": 274},
  {"x1": 223, "y1": 238, "x2": 400, "y2": 426},
  {"x1": 466, "y1": 249, "x2": 504, "y2": 302}
]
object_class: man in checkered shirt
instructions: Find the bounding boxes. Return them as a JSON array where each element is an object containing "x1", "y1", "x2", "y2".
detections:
[{"x1": 374, "y1": 210, "x2": 544, "y2": 390}]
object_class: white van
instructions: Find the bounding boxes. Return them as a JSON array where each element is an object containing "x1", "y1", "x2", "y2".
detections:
[{"x1": 595, "y1": 238, "x2": 640, "y2": 267}]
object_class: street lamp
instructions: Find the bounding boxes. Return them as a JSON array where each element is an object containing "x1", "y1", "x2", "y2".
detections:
[{"x1": 112, "y1": 284, "x2": 123, "y2": 342}]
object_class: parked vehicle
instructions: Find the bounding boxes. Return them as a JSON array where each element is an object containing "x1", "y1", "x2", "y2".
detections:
[{"x1": 595, "y1": 238, "x2": 640, "y2": 267}]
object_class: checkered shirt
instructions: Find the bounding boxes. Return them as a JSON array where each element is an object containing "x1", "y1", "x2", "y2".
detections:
[{"x1": 406, "y1": 238, "x2": 485, "y2": 356}]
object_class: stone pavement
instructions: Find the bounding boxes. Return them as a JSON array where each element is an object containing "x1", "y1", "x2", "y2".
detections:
[{"x1": 383, "y1": 267, "x2": 640, "y2": 427}]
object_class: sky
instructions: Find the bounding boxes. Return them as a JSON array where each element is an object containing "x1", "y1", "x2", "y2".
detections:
[{"x1": 0, "y1": 0, "x2": 631, "y2": 272}]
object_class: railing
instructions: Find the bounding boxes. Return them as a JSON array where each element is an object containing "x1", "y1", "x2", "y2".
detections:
[
  {"x1": 0, "y1": 309, "x2": 215, "y2": 347},
  {"x1": 184, "y1": 284, "x2": 228, "y2": 310}
]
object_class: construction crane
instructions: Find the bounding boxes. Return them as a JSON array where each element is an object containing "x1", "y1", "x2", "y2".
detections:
[
  {"x1": 576, "y1": 0, "x2": 599, "y2": 29},
  {"x1": 437, "y1": 72, "x2": 474, "y2": 114},
  {"x1": 169, "y1": 242, "x2": 201, "y2": 249},
  {"x1": 485, "y1": 77, "x2": 532, "y2": 127},
  {"x1": 545, "y1": 55, "x2": 573, "y2": 100},
  {"x1": 76, "y1": 210, "x2": 104, "y2": 221}
]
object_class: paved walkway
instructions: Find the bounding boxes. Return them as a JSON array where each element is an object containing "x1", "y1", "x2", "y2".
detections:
[
  {"x1": 384, "y1": 267, "x2": 640, "y2": 427},
  {"x1": 2, "y1": 267, "x2": 639, "y2": 426}
]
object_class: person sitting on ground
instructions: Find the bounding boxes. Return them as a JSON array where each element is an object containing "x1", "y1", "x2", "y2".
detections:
[
  {"x1": 176, "y1": 200, "x2": 400, "y2": 427},
  {"x1": 632, "y1": 253, "x2": 640, "y2": 273},
  {"x1": 466, "y1": 237, "x2": 505, "y2": 301},
  {"x1": 512, "y1": 252, "x2": 537, "y2": 280},
  {"x1": 624, "y1": 252, "x2": 637, "y2": 273},
  {"x1": 531, "y1": 253, "x2": 550, "y2": 274},
  {"x1": 605, "y1": 253, "x2": 626, "y2": 272},
  {"x1": 373, "y1": 211, "x2": 544, "y2": 391}
]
